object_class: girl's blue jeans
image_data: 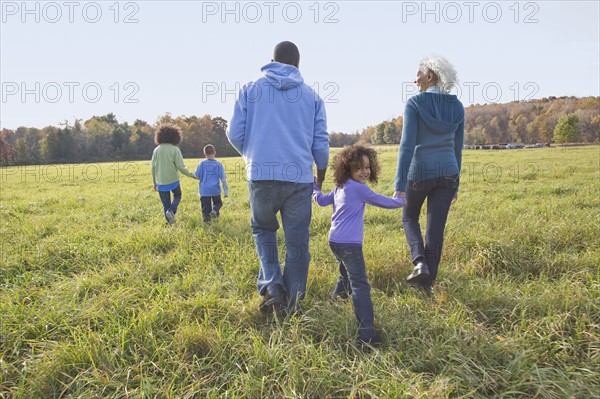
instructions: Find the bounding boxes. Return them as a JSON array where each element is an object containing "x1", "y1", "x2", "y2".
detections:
[{"x1": 329, "y1": 242, "x2": 377, "y2": 342}]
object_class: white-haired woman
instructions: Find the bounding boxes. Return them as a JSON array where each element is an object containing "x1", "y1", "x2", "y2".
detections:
[{"x1": 393, "y1": 56, "x2": 465, "y2": 293}]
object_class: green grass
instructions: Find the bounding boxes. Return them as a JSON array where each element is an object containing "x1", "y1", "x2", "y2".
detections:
[{"x1": 1, "y1": 146, "x2": 599, "y2": 398}]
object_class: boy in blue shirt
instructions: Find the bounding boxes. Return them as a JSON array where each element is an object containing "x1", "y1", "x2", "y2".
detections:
[{"x1": 195, "y1": 144, "x2": 229, "y2": 222}]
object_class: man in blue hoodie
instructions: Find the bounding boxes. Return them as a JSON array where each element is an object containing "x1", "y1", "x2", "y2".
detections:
[{"x1": 228, "y1": 41, "x2": 330, "y2": 315}]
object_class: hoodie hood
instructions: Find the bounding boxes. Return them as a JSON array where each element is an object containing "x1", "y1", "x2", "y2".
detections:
[
  {"x1": 394, "y1": 91, "x2": 465, "y2": 192},
  {"x1": 410, "y1": 92, "x2": 464, "y2": 135},
  {"x1": 261, "y1": 62, "x2": 304, "y2": 90}
]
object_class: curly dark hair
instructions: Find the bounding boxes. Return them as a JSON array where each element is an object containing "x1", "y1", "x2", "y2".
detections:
[
  {"x1": 332, "y1": 144, "x2": 380, "y2": 186},
  {"x1": 154, "y1": 124, "x2": 182, "y2": 145}
]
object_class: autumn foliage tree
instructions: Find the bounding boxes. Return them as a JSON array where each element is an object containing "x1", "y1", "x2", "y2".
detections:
[
  {"x1": 458, "y1": 96, "x2": 597, "y2": 145},
  {"x1": 2, "y1": 96, "x2": 598, "y2": 165},
  {"x1": 553, "y1": 114, "x2": 580, "y2": 144},
  {"x1": 2, "y1": 113, "x2": 237, "y2": 165}
]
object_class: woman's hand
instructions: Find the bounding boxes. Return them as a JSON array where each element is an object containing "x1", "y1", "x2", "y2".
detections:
[{"x1": 394, "y1": 191, "x2": 405, "y2": 199}]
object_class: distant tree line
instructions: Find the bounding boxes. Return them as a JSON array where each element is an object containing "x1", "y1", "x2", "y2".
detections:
[
  {"x1": 0, "y1": 113, "x2": 236, "y2": 165},
  {"x1": 1, "y1": 97, "x2": 597, "y2": 165},
  {"x1": 353, "y1": 96, "x2": 599, "y2": 147},
  {"x1": 462, "y1": 96, "x2": 599, "y2": 145}
]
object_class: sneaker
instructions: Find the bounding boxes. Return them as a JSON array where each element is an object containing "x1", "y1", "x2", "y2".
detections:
[
  {"x1": 209, "y1": 210, "x2": 218, "y2": 219},
  {"x1": 259, "y1": 285, "x2": 284, "y2": 313},
  {"x1": 165, "y1": 210, "x2": 176, "y2": 225},
  {"x1": 406, "y1": 261, "x2": 430, "y2": 284}
]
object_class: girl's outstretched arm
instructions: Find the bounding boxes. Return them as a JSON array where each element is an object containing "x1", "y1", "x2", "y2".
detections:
[
  {"x1": 358, "y1": 184, "x2": 405, "y2": 209},
  {"x1": 312, "y1": 180, "x2": 334, "y2": 207}
]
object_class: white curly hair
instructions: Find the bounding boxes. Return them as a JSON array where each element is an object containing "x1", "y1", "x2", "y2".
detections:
[{"x1": 418, "y1": 55, "x2": 458, "y2": 94}]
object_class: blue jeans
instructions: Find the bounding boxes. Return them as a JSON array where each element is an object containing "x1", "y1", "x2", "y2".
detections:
[
  {"x1": 201, "y1": 195, "x2": 223, "y2": 220},
  {"x1": 402, "y1": 174, "x2": 458, "y2": 287},
  {"x1": 248, "y1": 180, "x2": 312, "y2": 311},
  {"x1": 329, "y1": 243, "x2": 377, "y2": 342},
  {"x1": 158, "y1": 184, "x2": 182, "y2": 216}
]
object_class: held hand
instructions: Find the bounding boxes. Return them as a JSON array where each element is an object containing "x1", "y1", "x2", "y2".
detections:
[
  {"x1": 316, "y1": 169, "x2": 327, "y2": 190},
  {"x1": 394, "y1": 191, "x2": 406, "y2": 207},
  {"x1": 313, "y1": 176, "x2": 321, "y2": 192},
  {"x1": 153, "y1": 184, "x2": 157, "y2": 192},
  {"x1": 451, "y1": 192, "x2": 458, "y2": 205}
]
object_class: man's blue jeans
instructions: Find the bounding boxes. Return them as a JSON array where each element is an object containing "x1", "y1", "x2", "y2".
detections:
[
  {"x1": 248, "y1": 180, "x2": 312, "y2": 311},
  {"x1": 158, "y1": 184, "x2": 182, "y2": 215},
  {"x1": 329, "y1": 242, "x2": 377, "y2": 342},
  {"x1": 402, "y1": 174, "x2": 458, "y2": 287}
]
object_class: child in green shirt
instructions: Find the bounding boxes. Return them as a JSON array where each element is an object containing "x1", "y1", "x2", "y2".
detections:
[{"x1": 150, "y1": 124, "x2": 197, "y2": 224}]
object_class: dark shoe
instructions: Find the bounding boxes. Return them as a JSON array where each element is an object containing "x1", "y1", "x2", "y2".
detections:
[
  {"x1": 332, "y1": 292, "x2": 350, "y2": 301},
  {"x1": 280, "y1": 303, "x2": 303, "y2": 318},
  {"x1": 331, "y1": 279, "x2": 351, "y2": 301},
  {"x1": 259, "y1": 285, "x2": 284, "y2": 313},
  {"x1": 409, "y1": 283, "x2": 433, "y2": 296},
  {"x1": 406, "y1": 261, "x2": 430, "y2": 284},
  {"x1": 357, "y1": 334, "x2": 382, "y2": 350},
  {"x1": 331, "y1": 287, "x2": 351, "y2": 301}
]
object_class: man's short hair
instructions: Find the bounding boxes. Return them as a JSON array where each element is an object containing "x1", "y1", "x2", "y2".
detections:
[{"x1": 273, "y1": 41, "x2": 300, "y2": 67}]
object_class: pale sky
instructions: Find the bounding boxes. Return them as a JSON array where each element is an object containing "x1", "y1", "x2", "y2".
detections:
[{"x1": 1, "y1": 1, "x2": 599, "y2": 133}]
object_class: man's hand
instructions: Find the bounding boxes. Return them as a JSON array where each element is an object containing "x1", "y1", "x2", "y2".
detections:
[
  {"x1": 315, "y1": 169, "x2": 327, "y2": 190},
  {"x1": 394, "y1": 191, "x2": 405, "y2": 199},
  {"x1": 312, "y1": 176, "x2": 321, "y2": 192}
]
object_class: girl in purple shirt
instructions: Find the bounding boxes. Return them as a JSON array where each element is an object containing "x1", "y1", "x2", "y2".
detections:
[{"x1": 313, "y1": 144, "x2": 405, "y2": 346}]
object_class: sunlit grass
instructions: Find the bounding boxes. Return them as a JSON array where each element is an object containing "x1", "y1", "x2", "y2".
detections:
[{"x1": 1, "y1": 146, "x2": 598, "y2": 398}]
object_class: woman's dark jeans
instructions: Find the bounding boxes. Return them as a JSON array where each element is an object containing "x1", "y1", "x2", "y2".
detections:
[
  {"x1": 329, "y1": 242, "x2": 377, "y2": 342},
  {"x1": 402, "y1": 175, "x2": 458, "y2": 287}
]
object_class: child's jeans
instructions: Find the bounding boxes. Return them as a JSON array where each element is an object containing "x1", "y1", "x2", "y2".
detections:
[
  {"x1": 201, "y1": 195, "x2": 223, "y2": 221},
  {"x1": 158, "y1": 184, "x2": 182, "y2": 216},
  {"x1": 329, "y1": 242, "x2": 377, "y2": 342}
]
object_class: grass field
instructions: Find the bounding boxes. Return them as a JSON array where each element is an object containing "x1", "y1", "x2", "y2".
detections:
[{"x1": 1, "y1": 146, "x2": 599, "y2": 398}]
